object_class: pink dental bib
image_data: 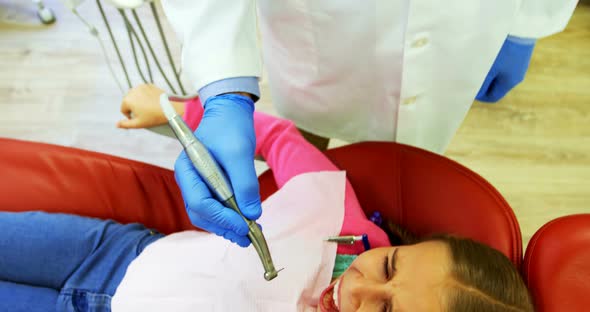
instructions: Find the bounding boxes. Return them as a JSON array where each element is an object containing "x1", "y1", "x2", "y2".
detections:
[{"x1": 112, "y1": 171, "x2": 347, "y2": 311}]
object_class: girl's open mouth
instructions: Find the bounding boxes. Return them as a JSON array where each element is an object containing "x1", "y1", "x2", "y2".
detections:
[{"x1": 318, "y1": 278, "x2": 341, "y2": 312}]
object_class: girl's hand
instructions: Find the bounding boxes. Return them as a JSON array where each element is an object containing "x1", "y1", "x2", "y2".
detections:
[{"x1": 117, "y1": 84, "x2": 185, "y2": 129}]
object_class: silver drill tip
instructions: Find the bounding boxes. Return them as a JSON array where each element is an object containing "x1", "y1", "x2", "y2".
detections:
[{"x1": 264, "y1": 268, "x2": 284, "y2": 281}]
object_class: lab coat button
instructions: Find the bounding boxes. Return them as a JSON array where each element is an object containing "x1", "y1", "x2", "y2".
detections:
[
  {"x1": 402, "y1": 96, "x2": 417, "y2": 105},
  {"x1": 411, "y1": 38, "x2": 429, "y2": 48}
]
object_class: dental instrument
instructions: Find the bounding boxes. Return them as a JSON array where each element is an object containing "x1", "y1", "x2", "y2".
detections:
[
  {"x1": 325, "y1": 212, "x2": 383, "y2": 251},
  {"x1": 159, "y1": 94, "x2": 280, "y2": 281},
  {"x1": 63, "y1": 0, "x2": 186, "y2": 96},
  {"x1": 325, "y1": 234, "x2": 371, "y2": 251},
  {"x1": 64, "y1": 0, "x2": 190, "y2": 137}
]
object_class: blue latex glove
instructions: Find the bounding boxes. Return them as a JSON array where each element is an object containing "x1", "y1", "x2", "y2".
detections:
[
  {"x1": 476, "y1": 35, "x2": 536, "y2": 103},
  {"x1": 174, "y1": 93, "x2": 261, "y2": 247}
]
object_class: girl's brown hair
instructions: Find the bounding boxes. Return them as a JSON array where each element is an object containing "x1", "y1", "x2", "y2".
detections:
[{"x1": 382, "y1": 220, "x2": 534, "y2": 312}]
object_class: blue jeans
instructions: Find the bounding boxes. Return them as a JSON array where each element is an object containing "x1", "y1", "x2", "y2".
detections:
[{"x1": 0, "y1": 212, "x2": 163, "y2": 312}]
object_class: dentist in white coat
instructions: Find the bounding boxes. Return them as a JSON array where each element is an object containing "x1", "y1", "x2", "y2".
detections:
[{"x1": 159, "y1": 1, "x2": 578, "y2": 247}]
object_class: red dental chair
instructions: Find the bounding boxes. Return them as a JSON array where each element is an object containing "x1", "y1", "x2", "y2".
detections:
[
  {"x1": 522, "y1": 214, "x2": 590, "y2": 312},
  {"x1": 6, "y1": 137, "x2": 590, "y2": 311},
  {"x1": 0, "y1": 137, "x2": 522, "y2": 267}
]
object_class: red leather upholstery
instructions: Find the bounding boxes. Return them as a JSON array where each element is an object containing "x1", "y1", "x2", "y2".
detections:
[
  {"x1": 523, "y1": 214, "x2": 590, "y2": 312},
  {"x1": 0, "y1": 138, "x2": 522, "y2": 267},
  {"x1": 0, "y1": 138, "x2": 193, "y2": 235},
  {"x1": 260, "y1": 142, "x2": 522, "y2": 267}
]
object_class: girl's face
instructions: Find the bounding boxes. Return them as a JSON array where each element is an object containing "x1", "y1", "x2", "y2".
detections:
[{"x1": 318, "y1": 241, "x2": 451, "y2": 312}]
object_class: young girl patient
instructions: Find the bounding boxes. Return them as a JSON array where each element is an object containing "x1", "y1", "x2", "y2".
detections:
[{"x1": 0, "y1": 84, "x2": 533, "y2": 312}]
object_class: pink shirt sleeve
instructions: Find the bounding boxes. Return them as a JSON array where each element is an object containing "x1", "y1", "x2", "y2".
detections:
[
  {"x1": 182, "y1": 98, "x2": 203, "y2": 132},
  {"x1": 183, "y1": 98, "x2": 390, "y2": 254}
]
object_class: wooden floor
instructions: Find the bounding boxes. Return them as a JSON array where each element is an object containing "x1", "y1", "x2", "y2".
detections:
[
  {"x1": 446, "y1": 5, "x2": 590, "y2": 245},
  {"x1": 1, "y1": 1, "x2": 589, "y2": 247}
]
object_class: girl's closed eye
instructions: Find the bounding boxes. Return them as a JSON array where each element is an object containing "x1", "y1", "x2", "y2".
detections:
[
  {"x1": 384, "y1": 249, "x2": 398, "y2": 280},
  {"x1": 381, "y1": 249, "x2": 398, "y2": 312},
  {"x1": 383, "y1": 253, "x2": 390, "y2": 279}
]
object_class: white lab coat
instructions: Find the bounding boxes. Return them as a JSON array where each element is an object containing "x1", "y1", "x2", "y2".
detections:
[{"x1": 161, "y1": 0, "x2": 577, "y2": 153}]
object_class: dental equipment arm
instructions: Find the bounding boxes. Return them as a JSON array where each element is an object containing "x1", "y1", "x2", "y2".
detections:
[{"x1": 160, "y1": 94, "x2": 279, "y2": 281}]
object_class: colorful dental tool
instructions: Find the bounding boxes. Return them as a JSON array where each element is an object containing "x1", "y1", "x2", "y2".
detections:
[
  {"x1": 325, "y1": 234, "x2": 371, "y2": 251},
  {"x1": 160, "y1": 94, "x2": 280, "y2": 281}
]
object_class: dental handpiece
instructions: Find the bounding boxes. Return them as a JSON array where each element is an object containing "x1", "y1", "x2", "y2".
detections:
[{"x1": 160, "y1": 94, "x2": 279, "y2": 281}]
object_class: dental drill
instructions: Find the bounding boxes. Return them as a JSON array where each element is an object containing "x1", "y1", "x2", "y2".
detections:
[{"x1": 159, "y1": 94, "x2": 280, "y2": 281}]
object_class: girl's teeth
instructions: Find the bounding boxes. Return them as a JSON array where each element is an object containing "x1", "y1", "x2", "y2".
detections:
[{"x1": 333, "y1": 279, "x2": 341, "y2": 309}]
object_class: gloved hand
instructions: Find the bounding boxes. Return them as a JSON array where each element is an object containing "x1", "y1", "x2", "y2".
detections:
[
  {"x1": 174, "y1": 93, "x2": 261, "y2": 247},
  {"x1": 476, "y1": 36, "x2": 536, "y2": 103}
]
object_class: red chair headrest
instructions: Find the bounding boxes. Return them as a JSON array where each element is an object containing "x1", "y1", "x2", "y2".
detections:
[
  {"x1": 260, "y1": 142, "x2": 522, "y2": 267},
  {"x1": 0, "y1": 137, "x2": 193, "y2": 234},
  {"x1": 523, "y1": 214, "x2": 590, "y2": 312}
]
